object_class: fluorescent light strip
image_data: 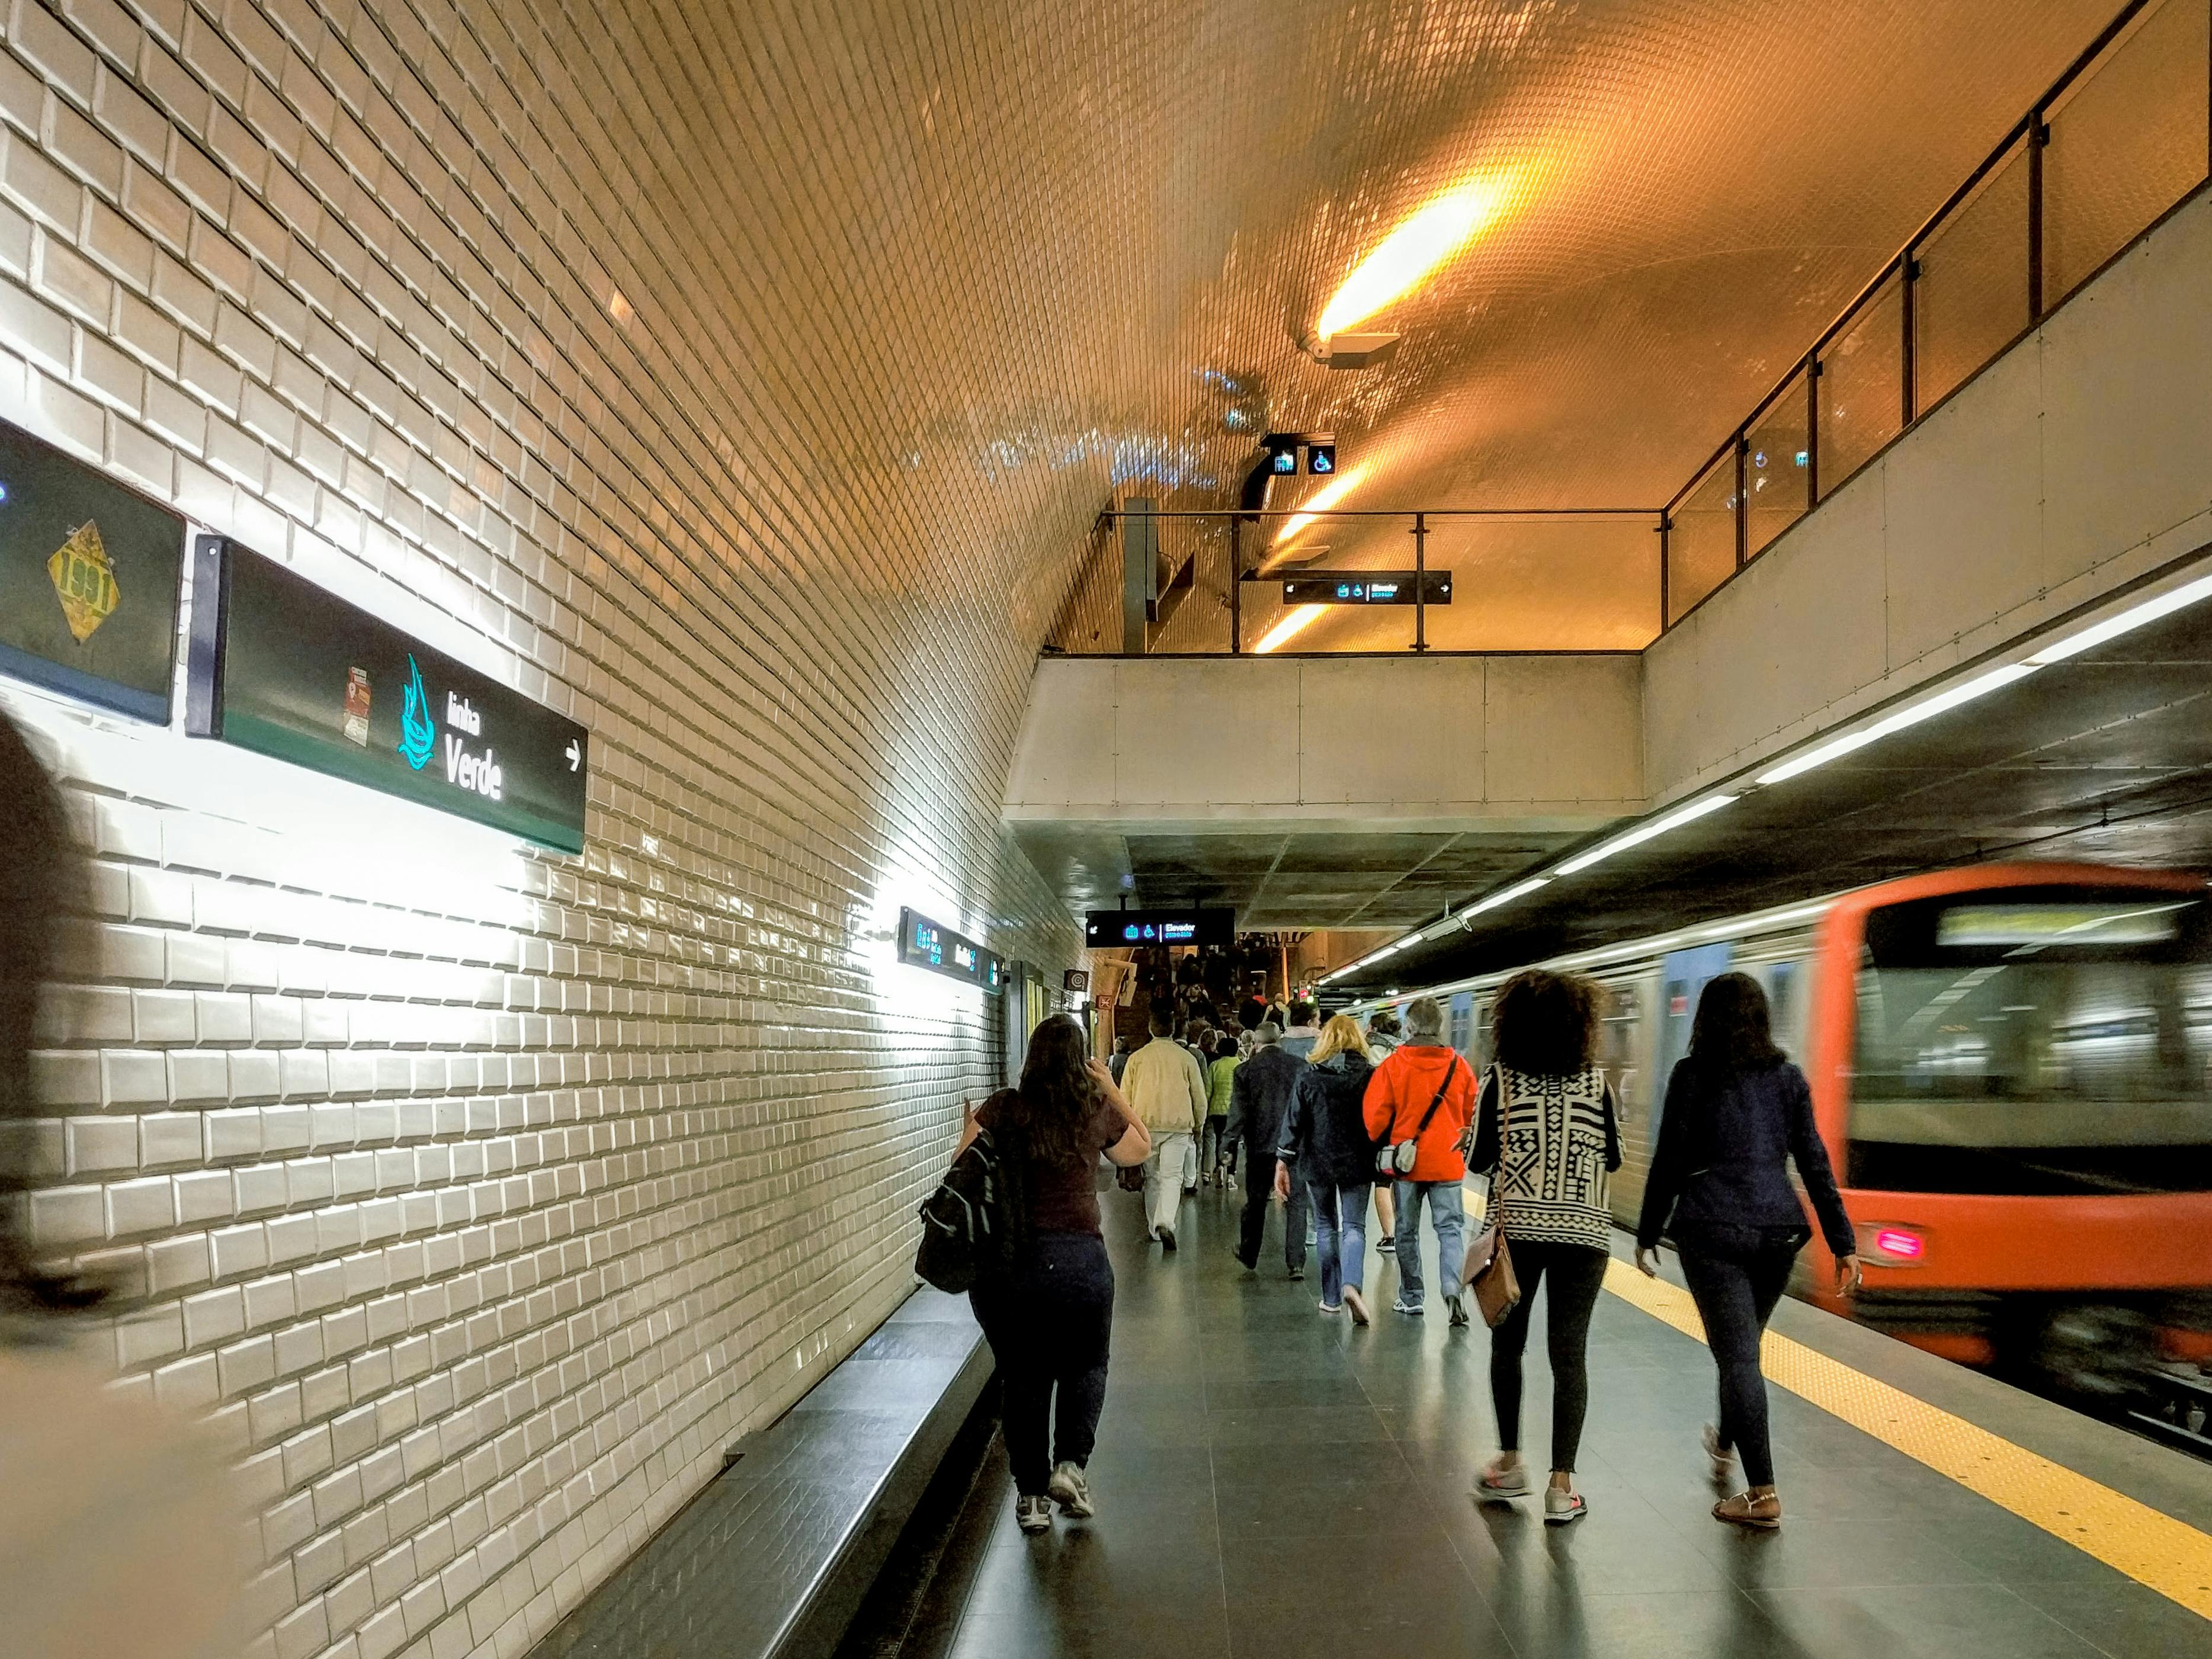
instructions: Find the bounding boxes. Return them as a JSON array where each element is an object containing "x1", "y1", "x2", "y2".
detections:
[
  {"x1": 1756, "y1": 663, "x2": 2035, "y2": 785},
  {"x1": 1556, "y1": 794, "x2": 1737, "y2": 877},
  {"x1": 1457, "y1": 875, "x2": 1549, "y2": 921},
  {"x1": 2028, "y1": 570, "x2": 2212, "y2": 665}
]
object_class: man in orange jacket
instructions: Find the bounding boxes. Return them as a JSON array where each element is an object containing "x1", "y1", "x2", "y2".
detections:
[{"x1": 1362, "y1": 996, "x2": 1478, "y2": 1323}]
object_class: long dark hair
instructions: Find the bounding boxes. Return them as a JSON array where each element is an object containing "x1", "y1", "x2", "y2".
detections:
[
  {"x1": 1005, "y1": 1013, "x2": 1101, "y2": 1167},
  {"x1": 1688, "y1": 972, "x2": 1785, "y2": 1071},
  {"x1": 1, "y1": 713, "x2": 100, "y2": 1318},
  {"x1": 1490, "y1": 969, "x2": 1601, "y2": 1076}
]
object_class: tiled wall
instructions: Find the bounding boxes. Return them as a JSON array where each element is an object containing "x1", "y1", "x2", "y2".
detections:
[{"x1": 0, "y1": 3, "x2": 1086, "y2": 1657}]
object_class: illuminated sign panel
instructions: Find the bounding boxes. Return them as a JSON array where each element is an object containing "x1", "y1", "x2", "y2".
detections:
[
  {"x1": 1281, "y1": 570, "x2": 1451, "y2": 607},
  {"x1": 899, "y1": 908, "x2": 1004, "y2": 990},
  {"x1": 184, "y1": 539, "x2": 589, "y2": 853},
  {"x1": 1083, "y1": 907, "x2": 1236, "y2": 948},
  {"x1": 0, "y1": 415, "x2": 184, "y2": 721}
]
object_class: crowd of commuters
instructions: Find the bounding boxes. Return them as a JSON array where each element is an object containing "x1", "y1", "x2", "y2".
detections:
[{"x1": 953, "y1": 960, "x2": 1857, "y2": 1539}]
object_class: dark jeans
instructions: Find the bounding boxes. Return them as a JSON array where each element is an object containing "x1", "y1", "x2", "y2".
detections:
[
  {"x1": 1238, "y1": 1148, "x2": 1309, "y2": 1270},
  {"x1": 1202, "y1": 1116, "x2": 1230, "y2": 1173},
  {"x1": 1679, "y1": 1244, "x2": 1794, "y2": 1487},
  {"x1": 972, "y1": 1231, "x2": 1115, "y2": 1496},
  {"x1": 1489, "y1": 1240, "x2": 1609, "y2": 1472}
]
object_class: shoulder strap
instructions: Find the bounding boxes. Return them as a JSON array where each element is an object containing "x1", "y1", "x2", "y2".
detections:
[{"x1": 1412, "y1": 1054, "x2": 1463, "y2": 1137}]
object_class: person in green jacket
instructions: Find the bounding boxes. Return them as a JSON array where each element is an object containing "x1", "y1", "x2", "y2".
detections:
[{"x1": 1204, "y1": 1032, "x2": 1240, "y2": 1185}]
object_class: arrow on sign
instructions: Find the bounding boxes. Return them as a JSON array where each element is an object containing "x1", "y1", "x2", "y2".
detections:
[{"x1": 565, "y1": 740, "x2": 581, "y2": 773}]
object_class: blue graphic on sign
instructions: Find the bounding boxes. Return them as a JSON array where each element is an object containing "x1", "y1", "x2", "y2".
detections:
[{"x1": 397, "y1": 654, "x2": 436, "y2": 771}]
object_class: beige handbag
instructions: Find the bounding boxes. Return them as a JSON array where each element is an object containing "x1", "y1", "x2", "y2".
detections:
[{"x1": 1461, "y1": 1065, "x2": 1522, "y2": 1328}]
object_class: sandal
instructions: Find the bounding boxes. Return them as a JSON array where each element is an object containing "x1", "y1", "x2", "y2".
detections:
[
  {"x1": 1701, "y1": 1424, "x2": 1736, "y2": 1485},
  {"x1": 1712, "y1": 1489, "x2": 1782, "y2": 1530}
]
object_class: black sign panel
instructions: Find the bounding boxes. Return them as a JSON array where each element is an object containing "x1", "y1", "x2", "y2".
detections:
[
  {"x1": 185, "y1": 540, "x2": 589, "y2": 853},
  {"x1": 1281, "y1": 570, "x2": 1451, "y2": 606},
  {"x1": 1084, "y1": 907, "x2": 1236, "y2": 948},
  {"x1": 0, "y1": 416, "x2": 184, "y2": 721},
  {"x1": 898, "y1": 908, "x2": 1004, "y2": 990}
]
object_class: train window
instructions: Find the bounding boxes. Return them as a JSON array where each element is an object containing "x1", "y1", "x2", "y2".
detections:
[{"x1": 1848, "y1": 888, "x2": 2212, "y2": 1195}]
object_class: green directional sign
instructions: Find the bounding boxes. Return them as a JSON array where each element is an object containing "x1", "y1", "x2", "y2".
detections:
[
  {"x1": 0, "y1": 415, "x2": 184, "y2": 721},
  {"x1": 185, "y1": 539, "x2": 589, "y2": 853}
]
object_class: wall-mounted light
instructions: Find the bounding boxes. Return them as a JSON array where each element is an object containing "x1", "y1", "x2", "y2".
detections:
[{"x1": 1315, "y1": 178, "x2": 1510, "y2": 344}]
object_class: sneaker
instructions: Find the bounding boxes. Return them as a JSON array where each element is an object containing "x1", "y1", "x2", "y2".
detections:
[
  {"x1": 1235, "y1": 1251, "x2": 1258, "y2": 1274},
  {"x1": 1343, "y1": 1286, "x2": 1371, "y2": 1326},
  {"x1": 1476, "y1": 1458, "x2": 1530, "y2": 1498},
  {"x1": 1701, "y1": 1424, "x2": 1736, "y2": 1485},
  {"x1": 1016, "y1": 1494, "x2": 1053, "y2": 1533},
  {"x1": 1047, "y1": 1461, "x2": 1095, "y2": 1518},
  {"x1": 1713, "y1": 1489, "x2": 1782, "y2": 1530},
  {"x1": 1445, "y1": 1293, "x2": 1470, "y2": 1328},
  {"x1": 1393, "y1": 1297, "x2": 1424, "y2": 1315},
  {"x1": 1377, "y1": 1235, "x2": 1396, "y2": 1253},
  {"x1": 1544, "y1": 1485, "x2": 1588, "y2": 1525},
  {"x1": 1158, "y1": 1225, "x2": 1177, "y2": 1252},
  {"x1": 1318, "y1": 1299, "x2": 1342, "y2": 1315},
  {"x1": 1287, "y1": 1265, "x2": 1305, "y2": 1281},
  {"x1": 1183, "y1": 1184, "x2": 1198, "y2": 1196}
]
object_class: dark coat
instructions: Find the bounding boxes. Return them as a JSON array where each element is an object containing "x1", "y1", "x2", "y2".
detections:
[
  {"x1": 1281, "y1": 1052, "x2": 1377, "y2": 1187},
  {"x1": 1226, "y1": 1044, "x2": 1304, "y2": 1160},
  {"x1": 1635, "y1": 1057, "x2": 1854, "y2": 1257}
]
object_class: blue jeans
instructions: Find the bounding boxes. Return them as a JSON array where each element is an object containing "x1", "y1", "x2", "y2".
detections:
[
  {"x1": 1394, "y1": 1179, "x2": 1466, "y2": 1308},
  {"x1": 1309, "y1": 1179, "x2": 1371, "y2": 1307}
]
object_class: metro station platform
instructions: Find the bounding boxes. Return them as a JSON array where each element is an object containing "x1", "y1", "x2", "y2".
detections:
[{"x1": 880, "y1": 1184, "x2": 2212, "y2": 1659}]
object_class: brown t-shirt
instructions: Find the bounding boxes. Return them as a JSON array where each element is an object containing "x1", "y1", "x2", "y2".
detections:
[{"x1": 975, "y1": 1087, "x2": 1126, "y2": 1237}]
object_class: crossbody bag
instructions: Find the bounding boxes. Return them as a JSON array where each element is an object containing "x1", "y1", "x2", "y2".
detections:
[{"x1": 1376, "y1": 1054, "x2": 1464, "y2": 1178}]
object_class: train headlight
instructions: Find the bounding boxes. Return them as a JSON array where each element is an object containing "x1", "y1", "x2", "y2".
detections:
[{"x1": 1858, "y1": 1224, "x2": 1927, "y2": 1265}]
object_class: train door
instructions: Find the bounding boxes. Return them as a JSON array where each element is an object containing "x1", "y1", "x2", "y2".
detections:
[
  {"x1": 1448, "y1": 991, "x2": 1475, "y2": 1059},
  {"x1": 1655, "y1": 943, "x2": 1733, "y2": 1135}
]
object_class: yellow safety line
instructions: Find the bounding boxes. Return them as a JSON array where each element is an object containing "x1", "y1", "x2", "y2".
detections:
[{"x1": 1602, "y1": 1259, "x2": 2212, "y2": 1621}]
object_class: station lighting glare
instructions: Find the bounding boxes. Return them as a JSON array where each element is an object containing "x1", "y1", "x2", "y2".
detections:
[
  {"x1": 1556, "y1": 794, "x2": 1738, "y2": 876},
  {"x1": 1274, "y1": 462, "x2": 1371, "y2": 545},
  {"x1": 1254, "y1": 604, "x2": 1324, "y2": 653},
  {"x1": 1755, "y1": 663, "x2": 2036, "y2": 785},
  {"x1": 2026, "y1": 569, "x2": 2212, "y2": 666},
  {"x1": 1457, "y1": 875, "x2": 1550, "y2": 922},
  {"x1": 1315, "y1": 178, "x2": 1509, "y2": 342}
]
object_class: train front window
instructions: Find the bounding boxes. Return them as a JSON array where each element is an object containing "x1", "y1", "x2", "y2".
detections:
[{"x1": 1849, "y1": 888, "x2": 2212, "y2": 1195}]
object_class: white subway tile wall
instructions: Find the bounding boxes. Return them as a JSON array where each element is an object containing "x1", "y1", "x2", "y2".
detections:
[{"x1": 0, "y1": 4, "x2": 1089, "y2": 1657}]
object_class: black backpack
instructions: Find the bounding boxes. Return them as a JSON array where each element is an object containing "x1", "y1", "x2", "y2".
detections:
[{"x1": 915, "y1": 1108, "x2": 1031, "y2": 1294}]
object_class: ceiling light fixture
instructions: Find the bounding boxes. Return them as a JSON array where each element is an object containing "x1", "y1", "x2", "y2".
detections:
[
  {"x1": 1755, "y1": 663, "x2": 2036, "y2": 785},
  {"x1": 1254, "y1": 605, "x2": 1325, "y2": 653},
  {"x1": 1457, "y1": 875, "x2": 1550, "y2": 922},
  {"x1": 1315, "y1": 179, "x2": 1509, "y2": 342},
  {"x1": 1556, "y1": 794, "x2": 1738, "y2": 877},
  {"x1": 2027, "y1": 569, "x2": 2212, "y2": 665}
]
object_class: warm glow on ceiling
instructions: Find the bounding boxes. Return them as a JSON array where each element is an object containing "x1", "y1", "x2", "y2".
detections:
[
  {"x1": 1271, "y1": 462, "x2": 1371, "y2": 547},
  {"x1": 1314, "y1": 178, "x2": 1509, "y2": 341},
  {"x1": 1254, "y1": 605, "x2": 1325, "y2": 653}
]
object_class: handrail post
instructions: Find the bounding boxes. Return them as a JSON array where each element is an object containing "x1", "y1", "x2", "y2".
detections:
[
  {"x1": 1229, "y1": 518, "x2": 1242, "y2": 654},
  {"x1": 1412, "y1": 511, "x2": 1429, "y2": 652},
  {"x1": 1900, "y1": 249, "x2": 1919, "y2": 426},
  {"x1": 1805, "y1": 353, "x2": 1820, "y2": 506},
  {"x1": 1657, "y1": 512, "x2": 1671, "y2": 630},
  {"x1": 1733, "y1": 436, "x2": 1748, "y2": 569},
  {"x1": 2027, "y1": 107, "x2": 2049, "y2": 322}
]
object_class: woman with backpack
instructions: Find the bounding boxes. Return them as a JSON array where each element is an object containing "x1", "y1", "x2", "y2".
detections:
[
  {"x1": 1464, "y1": 970, "x2": 1622, "y2": 1526},
  {"x1": 1274, "y1": 1014, "x2": 1377, "y2": 1323},
  {"x1": 1636, "y1": 973, "x2": 1858, "y2": 1531},
  {"x1": 957, "y1": 1015, "x2": 1150, "y2": 1533}
]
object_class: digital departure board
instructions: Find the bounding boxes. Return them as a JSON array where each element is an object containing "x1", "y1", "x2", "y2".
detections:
[
  {"x1": 899, "y1": 908, "x2": 1005, "y2": 990},
  {"x1": 1084, "y1": 907, "x2": 1236, "y2": 948},
  {"x1": 185, "y1": 539, "x2": 590, "y2": 853},
  {"x1": 0, "y1": 414, "x2": 184, "y2": 721},
  {"x1": 1281, "y1": 570, "x2": 1451, "y2": 606}
]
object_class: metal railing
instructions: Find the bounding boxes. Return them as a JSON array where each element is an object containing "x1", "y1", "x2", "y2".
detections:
[{"x1": 1046, "y1": 0, "x2": 2212, "y2": 659}]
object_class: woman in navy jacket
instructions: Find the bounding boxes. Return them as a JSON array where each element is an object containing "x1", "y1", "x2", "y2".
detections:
[{"x1": 1636, "y1": 973, "x2": 1858, "y2": 1531}]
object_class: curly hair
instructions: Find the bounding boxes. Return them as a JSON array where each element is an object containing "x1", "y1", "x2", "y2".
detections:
[
  {"x1": 1004, "y1": 1013, "x2": 1104, "y2": 1167},
  {"x1": 1489, "y1": 969, "x2": 1601, "y2": 1077},
  {"x1": 1688, "y1": 972, "x2": 1784, "y2": 1072}
]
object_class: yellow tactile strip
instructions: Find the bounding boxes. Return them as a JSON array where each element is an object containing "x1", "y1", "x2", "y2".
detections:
[{"x1": 1602, "y1": 1259, "x2": 2212, "y2": 1621}]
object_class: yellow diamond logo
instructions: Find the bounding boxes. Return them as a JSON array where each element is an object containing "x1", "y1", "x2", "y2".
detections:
[{"x1": 47, "y1": 521, "x2": 120, "y2": 643}]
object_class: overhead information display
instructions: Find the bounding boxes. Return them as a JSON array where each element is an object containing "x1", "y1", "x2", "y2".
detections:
[
  {"x1": 0, "y1": 415, "x2": 185, "y2": 721},
  {"x1": 185, "y1": 539, "x2": 589, "y2": 853},
  {"x1": 1281, "y1": 570, "x2": 1451, "y2": 606},
  {"x1": 899, "y1": 909, "x2": 1004, "y2": 990},
  {"x1": 1084, "y1": 907, "x2": 1236, "y2": 948}
]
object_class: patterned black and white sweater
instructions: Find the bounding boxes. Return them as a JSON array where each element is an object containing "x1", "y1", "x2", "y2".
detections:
[{"x1": 1467, "y1": 1064, "x2": 1623, "y2": 1253}]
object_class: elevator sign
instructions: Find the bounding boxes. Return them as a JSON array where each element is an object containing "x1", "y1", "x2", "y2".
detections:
[
  {"x1": 1281, "y1": 570, "x2": 1451, "y2": 606},
  {"x1": 185, "y1": 539, "x2": 589, "y2": 853}
]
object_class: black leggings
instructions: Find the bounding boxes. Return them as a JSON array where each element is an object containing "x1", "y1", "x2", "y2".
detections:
[
  {"x1": 1679, "y1": 1246, "x2": 1794, "y2": 1487},
  {"x1": 1488, "y1": 1240, "x2": 1608, "y2": 1472},
  {"x1": 972, "y1": 1231, "x2": 1115, "y2": 1496}
]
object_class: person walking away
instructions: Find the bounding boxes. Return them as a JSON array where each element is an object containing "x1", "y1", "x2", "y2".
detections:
[
  {"x1": 1636, "y1": 973, "x2": 1858, "y2": 1531},
  {"x1": 1226, "y1": 1021, "x2": 1310, "y2": 1277},
  {"x1": 1363, "y1": 1010, "x2": 1404, "y2": 1251},
  {"x1": 1362, "y1": 997, "x2": 1476, "y2": 1317},
  {"x1": 1120, "y1": 1006, "x2": 1208, "y2": 1250},
  {"x1": 1108, "y1": 1034, "x2": 1135, "y2": 1084},
  {"x1": 961, "y1": 1015, "x2": 1152, "y2": 1532},
  {"x1": 1178, "y1": 1021, "x2": 1213, "y2": 1193},
  {"x1": 1204, "y1": 1031, "x2": 1240, "y2": 1185},
  {"x1": 1280, "y1": 1000, "x2": 1322, "y2": 1061},
  {"x1": 1464, "y1": 971, "x2": 1623, "y2": 1525},
  {"x1": 1277, "y1": 1015, "x2": 1377, "y2": 1323}
]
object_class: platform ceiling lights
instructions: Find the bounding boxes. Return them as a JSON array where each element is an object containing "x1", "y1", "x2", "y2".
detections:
[
  {"x1": 1754, "y1": 664, "x2": 2035, "y2": 786},
  {"x1": 1554, "y1": 794, "x2": 1739, "y2": 877},
  {"x1": 1457, "y1": 875, "x2": 1550, "y2": 923},
  {"x1": 1310, "y1": 177, "x2": 1509, "y2": 366},
  {"x1": 2025, "y1": 567, "x2": 2212, "y2": 665}
]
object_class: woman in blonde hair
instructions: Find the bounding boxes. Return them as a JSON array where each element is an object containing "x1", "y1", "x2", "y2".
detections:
[{"x1": 1275, "y1": 1014, "x2": 1379, "y2": 1322}]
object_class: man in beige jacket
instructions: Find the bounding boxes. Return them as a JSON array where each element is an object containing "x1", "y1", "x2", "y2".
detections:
[{"x1": 1120, "y1": 1006, "x2": 1210, "y2": 1249}]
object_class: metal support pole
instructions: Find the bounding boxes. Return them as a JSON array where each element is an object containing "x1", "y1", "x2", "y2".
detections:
[
  {"x1": 1412, "y1": 512, "x2": 1429, "y2": 652},
  {"x1": 1900, "y1": 251, "x2": 1919, "y2": 427},
  {"x1": 1733, "y1": 437, "x2": 1748, "y2": 570},
  {"x1": 1805, "y1": 355, "x2": 1820, "y2": 505},
  {"x1": 2027, "y1": 111, "x2": 2048, "y2": 322},
  {"x1": 1657, "y1": 512, "x2": 1671, "y2": 630},
  {"x1": 1229, "y1": 518, "x2": 1242, "y2": 654}
]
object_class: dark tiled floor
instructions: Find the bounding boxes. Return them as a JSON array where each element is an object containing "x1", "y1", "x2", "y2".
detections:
[{"x1": 927, "y1": 1182, "x2": 2212, "y2": 1659}]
